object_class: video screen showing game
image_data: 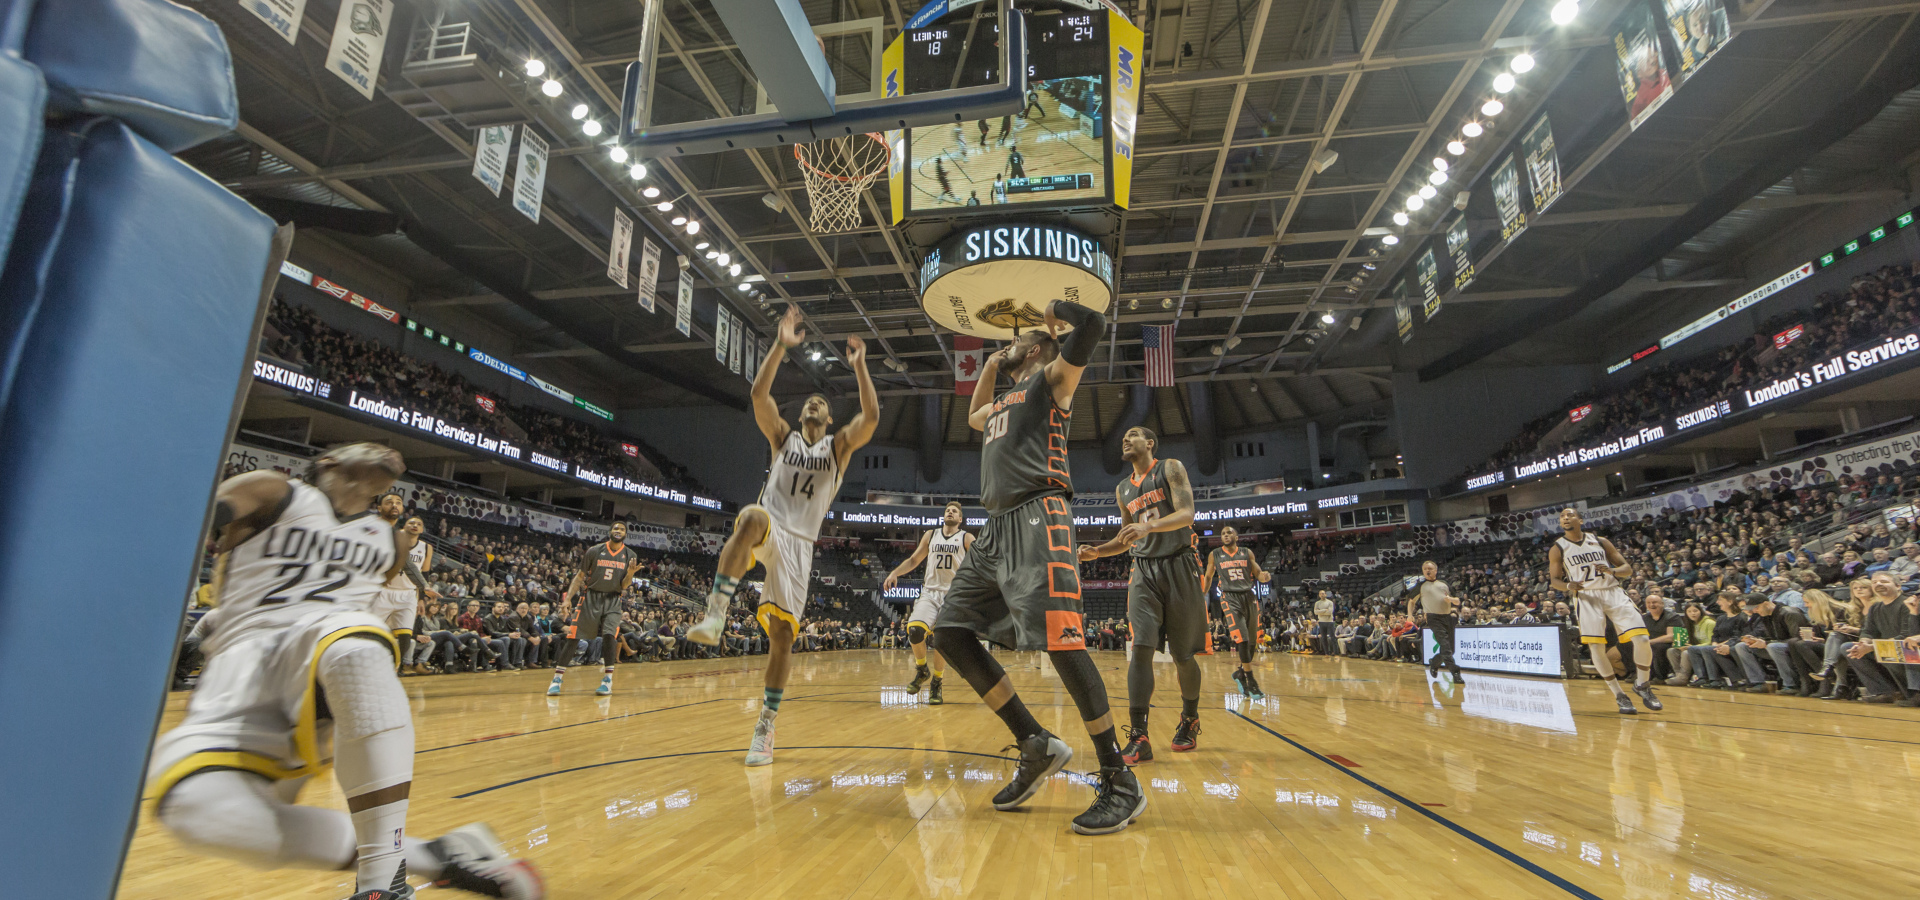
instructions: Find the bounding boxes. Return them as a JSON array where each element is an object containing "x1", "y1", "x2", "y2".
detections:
[{"x1": 903, "y1": 10, "x2": 1109, "y2": 212}]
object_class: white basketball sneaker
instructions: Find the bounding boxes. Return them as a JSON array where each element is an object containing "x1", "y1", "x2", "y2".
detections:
[
  {"x1": 745, "y1": 711, "x2": 777, "y2": 766},
  {"x1": 687, "y1": 606, "x2": 726, "y2": 646},
  {"x1": 422, "y1": 822, "x2": 546, "y2": 900}
]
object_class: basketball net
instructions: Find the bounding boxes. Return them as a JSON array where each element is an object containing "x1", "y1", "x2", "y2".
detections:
[{"x1": 794, "y1": 133, "x2": 888, "y2": 234}]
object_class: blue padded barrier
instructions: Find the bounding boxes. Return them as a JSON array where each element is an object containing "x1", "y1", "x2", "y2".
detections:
[
  {"x1": 22, "y1": 0, "x2": 238, "y2": 152},
  {"x1": 0, "y1": 0, "x2": 45, "y2": 262},
  {"x1": 0, "y1": 117, "x2": 278, "y2": 898}
]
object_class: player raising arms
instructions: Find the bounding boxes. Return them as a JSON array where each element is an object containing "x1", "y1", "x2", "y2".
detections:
[
  {"x1": 1549, "y1": 507, "x2": 1663, "y2": 715},
  {"x1": 882, "y1": 500, "x2": 974, "y2": 703},
  {"x1": 1079, "y1": 426, "x2": 1203, "y2": 762},
  {"x1": 930, "y1": 299, "x2": 1149, "y2": 836},
  {"x1": 146, "y1": 443, "x2": 541, "y2": 900},
  {"x1": 686, "y1": 304, "x2": 878, "y2": 765},
  {"x1": 1203, "y1": 525, "x2": 1272, "y2": 699}
]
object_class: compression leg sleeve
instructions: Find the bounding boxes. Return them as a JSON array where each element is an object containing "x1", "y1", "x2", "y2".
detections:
[
  {"x1": 319, "y1": 636, "x2": 414, "y2": 892},
  {"x1": 933, "y1": 627, "x2": 1042, "y2": 739},
  {"x1": 1049, "y1": 649, "x2": 1122, "y2": 768}
]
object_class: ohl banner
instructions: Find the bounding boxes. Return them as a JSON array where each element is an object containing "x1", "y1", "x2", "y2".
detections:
[
  {"x1": 1392, "y1": 281, "x2": 1414, "y2": 344},
  {"x1": 1520, "y1": 115, "x2": 1562, "y2": 213},
  {"x1": 1445, "y1": 214, "x2": 1475, "y2": 291},
  {"x1": 1416, "y1": 248, "x2": 1441, "y2": 319},
  {"x1": 883, "y1": 34, "x2": 907, "y2": 224},
  {"x1": 239, "y1": 0, "x2": 306, "y2": 45},
  {"x1": 1108, "y1": 9, "x2": 1145, "y2": 209},
  {"x1": 325, "y1": 0, "x2": 392, "y2": 100},
  {"x1": 1493, "y1": 154, "x2": 1527, "y2": 242}
]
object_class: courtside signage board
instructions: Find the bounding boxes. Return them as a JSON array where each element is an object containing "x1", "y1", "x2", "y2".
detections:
[
  {"x1": 1424, "y1": 625, "x2": 1563, "y2": 677},
  {"x1": 1455, "y1": 321, "x2": 1920, "y2": 494},
  {"x1": 917, "y1": 222, "x2": 1114, "y2": 340}
]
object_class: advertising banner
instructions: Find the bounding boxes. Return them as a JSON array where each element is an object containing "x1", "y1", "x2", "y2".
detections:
[
  {"x1": 512, "y1": 128, "x2": 550, "y2": 224},
  {"x1": 1416, "y1": 248, "x2": 1441, "y2": 319},
  {"x1": 1492, "y1": 154, "x2": 1528, "y2": 242},
  {"x1": 240, "y1": 0, "x2": 306, "y2": 45},
  {"x1": 608, "y1": 209, "x2": 633, "y2": 289},
  {"x1": 325, "y1": 0, "x2": 392, "y2": 100},
  {"x1": 1423, "y1": 625, "x2": 1564, "y2": 678},
  {"x1": 1520, "y1": 115, "x2": 1561, "y2": 213},
  {"x1": 1614, "y1": 2, "x2": 1674, "y2": 129},
  {"x1": 471, "y1": 125, "x2": 512, "y2": 197},
  {"x1": 1445, "y1": 214, "x2": 1475, "y2": 292}
]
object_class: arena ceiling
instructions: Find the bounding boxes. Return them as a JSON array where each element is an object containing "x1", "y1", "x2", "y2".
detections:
[{"x1": 185, "y1": 0, "x2": 1920, "y2": 449}]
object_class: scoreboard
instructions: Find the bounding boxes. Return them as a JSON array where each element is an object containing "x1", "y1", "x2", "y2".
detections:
[{"x1": 888, "y1": 0, "x2": 1142, "y2": 220}]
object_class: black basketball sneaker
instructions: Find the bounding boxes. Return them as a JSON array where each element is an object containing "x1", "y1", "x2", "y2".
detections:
[
  {"x1": 928, "y1": 676, "x2": 944, "y2": 705},
  {"x1": 1170, "y1": 715, "x2": 1200, "y2": 752},
  {"x1": 1070, "y1": 766, "x2": 1149, "y2": 835},
  {"x1": 1119, "y1": 725, "x2": 1153, "y2": 764},
  {"x1": 993, "y1": 732, "x2": 1073, "y2": 810},
  {"x1": 904, "y1": 663, "x2": 930, "y2": 694}
]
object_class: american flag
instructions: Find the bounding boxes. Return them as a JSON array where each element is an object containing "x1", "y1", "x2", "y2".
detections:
[{"x1": 1142, "y1": 324, "x2": 1176, "y2": 387}]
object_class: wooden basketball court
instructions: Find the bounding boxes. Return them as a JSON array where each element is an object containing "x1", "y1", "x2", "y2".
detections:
[{"x1": 118, "y1": 650, "x2": 1918, "y2": 900}]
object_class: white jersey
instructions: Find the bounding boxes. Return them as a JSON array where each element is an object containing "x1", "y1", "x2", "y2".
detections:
[
  {"x1": 759, "y1": 429, "x2": 841, "y2": 542},
  {"x1": 205, "y1": 480, "x2": 396, "y2": 653},
  {"x1": 382, "y1": 529, "x2": 426, "y2": 589},
  {"x1": 1555, "y1": 533, "x2": 1619, "y2": 592},
  {"x1": 922, "y1": 527, "x2": 967, "y2": 591}
]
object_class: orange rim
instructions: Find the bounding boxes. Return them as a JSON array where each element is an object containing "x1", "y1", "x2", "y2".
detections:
[{"x1": 793, "y1": 133, "x2": 888, "y2": 183}]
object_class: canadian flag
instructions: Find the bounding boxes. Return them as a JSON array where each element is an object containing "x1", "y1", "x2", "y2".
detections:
[{"x1": 953, "y1": 335, "x2": 985, "y2": 396}]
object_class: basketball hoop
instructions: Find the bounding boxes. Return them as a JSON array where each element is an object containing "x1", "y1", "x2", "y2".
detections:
[{"x1": 794, "y1": 133, "x2": 888, "y2": 234}]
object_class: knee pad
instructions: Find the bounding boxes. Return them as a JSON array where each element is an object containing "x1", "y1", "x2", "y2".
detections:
[
  {"x1": 908, "y1": 623, "x2": 931, "y2": 645},
  {"x1": 317, "y1": 636, "x2": 410, "y2": 742}
]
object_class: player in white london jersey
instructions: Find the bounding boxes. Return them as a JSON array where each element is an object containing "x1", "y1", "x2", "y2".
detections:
[
  {"x1": 1549, "y1": 507, "x2": 1663, "y2": 716},
  {"x1": 882, "y1": 501, "x2": 974, "y2": 704},
  {"x1": 686, "y1": 304, "x2": 878, "y2": 767},
  {"x1": 146, "y1": 443, "x2": 542, "y2": 900},
  {"x1": 371, "y1": 493, "x2": 440, "y2": 673}
]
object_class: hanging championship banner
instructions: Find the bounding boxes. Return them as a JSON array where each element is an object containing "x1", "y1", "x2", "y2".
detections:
[
  {"x1": 1615, "y1": 3, "x2": 1674, "y2": 129},
  {"x1": 1416, "y1": 248, "x2": 1441, "y2": 319},
  {"x1": 1392, "y1": 281, "x2": 1414, "y2": 344},
  {"x1": 1493, "y1": 154, "x2": 1528, "y2": 242},
  {"x1": 714, "y1": 305, "x2": 731, "y2": 365},
  {"x1": 1663, "y1": 0, "x2": 1731, "y2": 79},
  {"x1": 1520, "y1": 116, "x2": 1562, "y2": 213},
  {"x1": 1445, "y1": 214, "x2": 1475, "y2": 291},
  {"x1": 608, "y1": 209, "x2": 633, "y2": 289},
  {"x1": 324, "y1": 0, "x2": 392, "y2": 100},
  {"x1": 512, "y1": 128, "x2": 549, "y2": 224},
  {"x1": 471, "y1": 125, "x2": 512, "y2": 197},
  {"x1": 730, "y1": 325, "x2": 745, "y2": 377},
  {"x1": 239, "y1": 0, "x2": 306, "y2": 45},
  {"x1": 637, "y1": 238, "x2": 661, "y2": 313},
  {"x1": 674, "y1": 272, "x2": 693, "y2": 336}
]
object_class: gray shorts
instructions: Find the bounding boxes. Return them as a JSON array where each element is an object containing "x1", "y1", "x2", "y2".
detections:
[
  {"x1": 1128, "y1": 554, "x2": 1205, "y2": 658},
  {"x1": 1220, "y1": 590, "x2": 1259, "y2": 645},
  {"x1": 575, "y1": 591, "x2": 622, "y2": 639},
  {"x1": 937, "y1": 493, "x2": 1085, "y2": 651}
]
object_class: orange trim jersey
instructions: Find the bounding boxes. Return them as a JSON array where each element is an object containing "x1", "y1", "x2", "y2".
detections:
[{"x1": 978, "y1": 368, "x2": 1072, "y2": 516}]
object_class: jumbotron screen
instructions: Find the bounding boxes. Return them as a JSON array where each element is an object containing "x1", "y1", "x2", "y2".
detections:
[{"x1": 902, "y1": 8, "x2": 1109, "y2": 212}]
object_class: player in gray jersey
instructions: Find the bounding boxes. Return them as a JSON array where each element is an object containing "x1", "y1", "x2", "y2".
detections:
[
  {"x1": 146, "y1": 443, "x2": 541, "y2": 900},
  {"x1": 1203, "y1": 526, "x2": 1271, "y2": 698},
  {"x1": 1080, "y1": 427, "x2": 1203, "y2": 762},
  {"x1": 1408, "y1": 560, "x2": 1464, "y2": 683}
]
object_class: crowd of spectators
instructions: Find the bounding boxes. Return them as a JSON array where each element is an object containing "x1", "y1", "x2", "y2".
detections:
[
  {"x1": 1484, "y1": 263, "x2": 1919, "y2": 472},
  {"x1": 261, "y1": 296, "x2": 707, "y2": 494}
]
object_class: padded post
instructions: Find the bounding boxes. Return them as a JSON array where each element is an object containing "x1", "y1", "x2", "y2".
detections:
[
  {"x1": 22, "y1": 0, "x2": 238, "y2": 152},
  {"x1": 0, "y1": 0, "x2": 46, "y2": 260},
  {"x1": 0, "y1": 118, "x2": 278, "y2": 898}
]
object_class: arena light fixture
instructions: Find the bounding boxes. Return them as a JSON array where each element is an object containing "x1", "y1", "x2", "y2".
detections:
[
  {"x1": 629, "y1": 163, "x2": 647, "y2": 180},
  {"x1": 1481, "y1": 99, "x2": 1504, "y2": 116},
  {"x1": 1418, "y1": 184, "x2": 1437, "y2": 199},
  {"x1": 1321, "y1": 312, "x2": 1337, "y2": 324},
  {"x1": 729, "y1": 263, "x2": 742, "y2": 276},
  {"x1": 705, "y1": 250, "x2": 718, "y2": 259},
  {"x1": 1462, "y1": 121, "x2": 1484, "y2": 137},
  {"x1": 609, "y1": 146, "x2": 628, "y2": 163},
  {"x1": 1382, "y1": 234, "x2": 1401, "y2": 245},
  {"x1": 1512, "y1": 53, "x2": 1536, "y2": 73},
  {"x1": 685, "y1": 220, "x2": 701, "y2": 235},
  {"x1": 1428, "y1": 170, "x2": 1447, "y2": 185},
  {"x1": 582, "y1": 120, "x2": 602, "y2": 136},
  {"x1": 809, "y1": 350, "x2": 822, "y2": 361},
  {"x1": 1447, "y1": 140, "x2": 1466, "y2": 155},
  {"x1": 571, "y1": 104, "x2": 589, "y2": 120},
  {"x1": 1493, "y1": 72, "x2": 1516, "y2": 93},
  {"x1": 525, "y1": 59, "x2": 546, "y2": 78},
  {"x1": 1550, "y1": 0, "x2": 1579, "y2": 24},
  {"x1": 717, "y1": 253, "x2": 730, "y2": 266},
  {"x1": 1392, "y1": 211, "x2": 1410, "y2": 226},
  {"x1": 672, "y1": 215, "x2": 687, "y2": 225},
  {"x1": 656, "y1": 201, "x2": 673, "y2": 212},
  {"x1": 1432, "y1": 157, "x2": 1449, "y2": 172},
  {"x1": 738, "y1": 282, "x2": 751, "y2": 291},
  {"x1": 642, "y1": 185, "x2": 660, "y2": 198},
  {"x1": 540, "y1": 79, "x2": 562, "y2": 97},
  {"x1": 695, "y1": 241, "x2": 710, "y2": 250},
  {"x1": 1405, "y1": 195, "x2": 1425, "y2": 210}
]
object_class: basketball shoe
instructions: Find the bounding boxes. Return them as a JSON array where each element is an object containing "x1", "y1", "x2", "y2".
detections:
[
  {"x1": 686, "y1": 605, "x2": 725, "y2": 646},
  {"x1": 1119, "y1": 726, "x2": 1152, "y2": 764},
  {"x1": 904, "y1": 663, "x2": 930, "y2": 694},
  {"x1": 746, "y1": 710, "x2": 777, "y2": 766},
  {"x1": 928, "y1": 676, "x2": 944, "y2": 705},
  {"x1": 1070, "y1": 766, "x2": 1148, "y2": 836},
  {"x1": 423, "y1": 823, "x2": 546, "y2": 899},
  {"x1": 992, "y1": 732, "x2": 1072, "y2": 810},
  {"x1": 1170, "y1": 715, "x2": 1200, "y2": 752}
]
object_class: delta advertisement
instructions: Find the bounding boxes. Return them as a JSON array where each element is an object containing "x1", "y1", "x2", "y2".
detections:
[
  {"x1": 252, "y1": 367, "x2": 726, "y2": 513},
  {"x1": 1457, "y1": 322, "x2": 1920, "y2": 493}
]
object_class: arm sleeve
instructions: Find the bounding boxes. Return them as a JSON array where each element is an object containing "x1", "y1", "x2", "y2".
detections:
[
  {"x1": 1053, "y1": 301, "x2": 1105, "y2": 367},
  {"x1": 404, "y1": 558, "x2": 428, "y2": 592}
]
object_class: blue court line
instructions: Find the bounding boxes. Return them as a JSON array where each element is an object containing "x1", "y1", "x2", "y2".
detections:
[
  {"x1": 1231, "y1": 710, "x2": 1605, "y2": 900},
  {"x1": 450, "y1": 745, "x2": 1034, "y2": 798}
]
